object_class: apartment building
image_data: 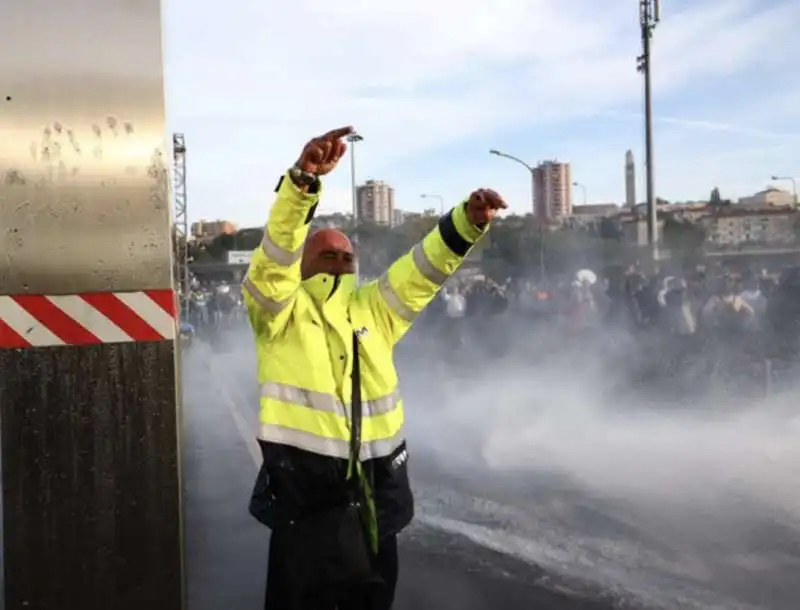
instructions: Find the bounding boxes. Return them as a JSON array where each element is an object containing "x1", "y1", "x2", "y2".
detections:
[
  {"x1": 572, "y1": 203, "x2": 620, "y2": 218},
  {"x1": 533, "y1": 160, "x2": 572, "y2": 223},
  {"x1": 701, "y1": 209, "x2": 797, "y2": 248},
  {"x1": 738, "y1": 187, "x2": 795, "y2": 208},
  {"x1": 190, "y1": 219, "x2": 237, "y2": 239},
  {"x1": 356, "y1": 179, "x2": 395, "y2": 225},
  {"x1": 392, "y1": 208, "x2": 407, "y2": 227}
]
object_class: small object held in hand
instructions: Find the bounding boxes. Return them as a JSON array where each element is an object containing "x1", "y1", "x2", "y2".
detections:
[{"x1": 295, "y1": 126, "x2": 354, "y2": 177}]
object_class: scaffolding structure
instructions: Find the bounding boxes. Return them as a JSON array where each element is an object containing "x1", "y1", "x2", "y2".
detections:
[{"x1": 172, "y1": 132, "x2": 189, "y2": 298}]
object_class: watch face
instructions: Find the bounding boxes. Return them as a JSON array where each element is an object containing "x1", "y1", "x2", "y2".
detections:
[
  {"x1": 296, "y1": 170, "x2": 317, "y2": 185},
  {"x1": 289, "y1": 168, "x2": 309, "y2": 184}
]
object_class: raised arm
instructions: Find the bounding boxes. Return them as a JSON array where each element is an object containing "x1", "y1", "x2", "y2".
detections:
[
  {"x1": 243, "y1": 126, "x2": 353, "y2": 338},
  {"x1": 242, "y1": 174, "x2": 319, "y2": 337},
  {"x1": 361, "y1": 189, "x2": 506, "y2": 345}
]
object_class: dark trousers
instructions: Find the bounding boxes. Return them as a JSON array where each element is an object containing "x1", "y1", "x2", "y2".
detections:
[{"x1": 265, "y1": 530, "x2": 398, "y2": 610}]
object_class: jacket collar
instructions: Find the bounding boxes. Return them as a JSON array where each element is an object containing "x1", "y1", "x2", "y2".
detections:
[{"x1": 302, "y1": 272, "x2": 356, "y2": 309}]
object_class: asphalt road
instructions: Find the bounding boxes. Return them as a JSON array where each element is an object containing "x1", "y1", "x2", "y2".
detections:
[
  {"x1": 181, "y1": 341, "x2": 627, "y2": 610},
  {"x1": 183, "y1": 328, "x2": 800, "y2": 610}
]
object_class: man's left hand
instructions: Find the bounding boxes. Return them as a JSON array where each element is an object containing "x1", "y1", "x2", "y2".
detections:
[{"x1": 466, "y1": 188, "x2": 507, "y2": 226}]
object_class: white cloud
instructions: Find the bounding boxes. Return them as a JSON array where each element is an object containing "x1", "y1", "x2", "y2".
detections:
[
  {"x1": 163, "y1": 0, "x2": 800, "y2": 224},
  {"x1": 600, "y1": 111, "x2": 799, "y2": 141}
]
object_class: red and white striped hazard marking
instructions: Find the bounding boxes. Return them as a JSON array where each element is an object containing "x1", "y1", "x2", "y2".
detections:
[{"x1": 0, "y1": 290, "x2": 176, "y2": 349}]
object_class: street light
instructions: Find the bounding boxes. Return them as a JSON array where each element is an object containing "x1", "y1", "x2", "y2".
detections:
[
  {"x1": 489, "y1": 149, "x2": 535, "y2": 211},
  {"x1": 346, "y1": 132, "x2": 364, "y2": 282},
  {"x1": 346, "y1": 133, "x2": 364, "y2": 223},
  {"x1": 637, "y1": 0, "x2": 661, "y2": 258},
  {"x1": 489, "y1": 148, "x2": 546, "y2": 280},
  {"x1": 420, "y1": 193, "x2": 445, "y2": 215},
  {"x1": 572, "y1": 181, "x2": 587, "y2": 207},
  {"x1": 770, "y1": 175, "x2": 798, "y2": 207}
]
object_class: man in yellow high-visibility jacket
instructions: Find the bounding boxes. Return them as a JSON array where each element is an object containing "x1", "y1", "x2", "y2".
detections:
[{"x1": 244, "y1": 126, "x2": 506, "y2": 610}]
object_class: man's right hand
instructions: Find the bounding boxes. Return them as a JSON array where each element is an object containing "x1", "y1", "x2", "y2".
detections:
[{"x1": 295, "y1": 126, "x2": 354, "y2": 176}]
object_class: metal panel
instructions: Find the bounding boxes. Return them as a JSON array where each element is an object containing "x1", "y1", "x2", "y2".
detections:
[
  {"x1": 0, "y1": 0, "x2": 171, "y2": 295},
  {"x1": 0, "y1": 344, "x2": 183, "y2": 610},
  {"x1": 0, "y1": 1, "x2": 183, "y2": 610}
]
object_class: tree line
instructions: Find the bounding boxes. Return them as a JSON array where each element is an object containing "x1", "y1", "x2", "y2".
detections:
[{"x1": 186, "y1": 211, "x2": 719, "y2": 281}]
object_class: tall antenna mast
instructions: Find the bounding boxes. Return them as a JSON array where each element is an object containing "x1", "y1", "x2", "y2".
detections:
[{"x1": 638, "y1": 0, "x2": 661, "y2": 259}]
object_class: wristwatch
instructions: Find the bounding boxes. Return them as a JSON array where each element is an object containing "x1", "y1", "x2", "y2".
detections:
[{"x1": 289, "y1": 166, "x2": 318, "y2": 188}]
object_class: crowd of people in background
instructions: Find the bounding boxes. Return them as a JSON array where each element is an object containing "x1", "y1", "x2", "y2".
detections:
[
  {"x1": 180, "y1": 282, "x2": 244, "y2": 344},
  {"x1": 179, "y1": 259, "x2": 800, "y2": 404},
  {"x1": 410, "y1": 262, "x2": 800, "y2": 403}
]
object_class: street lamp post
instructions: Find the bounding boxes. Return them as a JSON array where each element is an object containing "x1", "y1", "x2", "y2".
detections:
[
  {"x1": 346, "y1": 132, "x2": 364, "y2": 281},
  {"x1": 572, "y1": 181, "x2": 587, "y2": 207},
  {"x1": 771, "y1": 175, "x2": 798, "y2": 207},
  {"x1": 420, "y1": 193, "x2": 445, "y2": 215},
  {"x1": 489, "y1": 148, "x2": 546, "y2": 280},
  {"x1": 638, "y1": 0, "x2": 660, "y2": 258}
]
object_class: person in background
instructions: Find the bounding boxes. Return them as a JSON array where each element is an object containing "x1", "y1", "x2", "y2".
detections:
[
  {"x1": 663, "y1": 278, "x2": 696, "y2": 336},
  {"x1": 624, "y1": 266, "x2": 649, "y2": 329},
  {"x1": 566, "y1": 277, "x2": 597, "y2": 332},
  {"x1": 242, "y1": 126, "x2": 506, "y2": 610},
  {"x1": 701, "y1": 275, "x2": 755, "y2": 332},
  {"x1": 738, "y1": 274, "x2": 767, "y2": 330},
  {"x1": 767, "y1": 266, "x2": 800, "y2": 363},
  {"x1": 440, "y1": 285, "x2": 468, "y2": 348}
]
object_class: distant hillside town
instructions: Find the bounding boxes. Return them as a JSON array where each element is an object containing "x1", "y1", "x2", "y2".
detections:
[{"x1": 190, "y1": 150, "x2": 798, "y2": 258}]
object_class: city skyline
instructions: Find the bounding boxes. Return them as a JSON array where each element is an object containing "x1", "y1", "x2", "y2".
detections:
[
  {"x1": 164, "y1": 0, "x2": 799, "y2": 226},
  {"x1": 190, "y1": 181, "x2": 797, "y2": 233}
]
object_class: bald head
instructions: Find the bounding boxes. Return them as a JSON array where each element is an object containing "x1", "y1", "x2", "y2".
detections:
[{"x1": 301, "y1": 228, "x2": 355, "y2": 279}]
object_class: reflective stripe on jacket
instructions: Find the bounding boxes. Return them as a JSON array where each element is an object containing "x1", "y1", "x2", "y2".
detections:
[{"x1": 243, "y1": 171, "x2": 487, "y2": 460}]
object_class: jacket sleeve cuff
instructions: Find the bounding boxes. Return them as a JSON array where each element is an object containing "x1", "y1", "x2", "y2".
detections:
[
  {"x1": 275, "y1": 170, "x2": 323, "y2": 206},
  {"x1": 452, "y1": 201, "x2": 488, "y2": 244},
  {"x1": 271, "y1": 171, "x2": 323, "y2": 226}
]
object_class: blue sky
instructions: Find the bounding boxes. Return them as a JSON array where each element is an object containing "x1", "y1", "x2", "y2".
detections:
[{"x1": 163, "y1": 0, "x2": 800, "y2": 228}]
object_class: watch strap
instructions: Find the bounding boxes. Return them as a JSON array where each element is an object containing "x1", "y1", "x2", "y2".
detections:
[{"x1": 289, "y1": 166, "x2": 318, "y2": 187}]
